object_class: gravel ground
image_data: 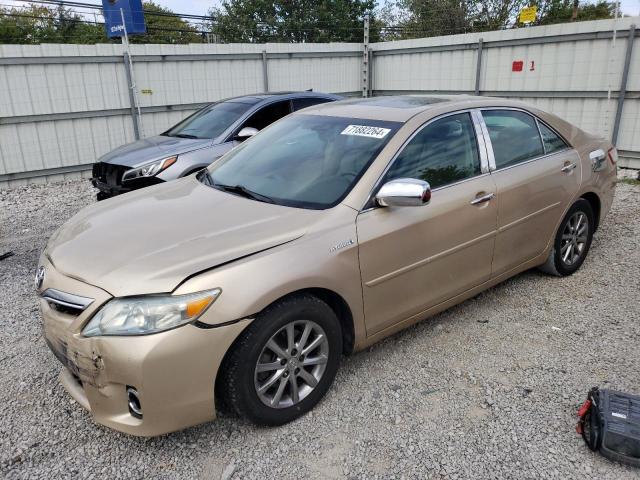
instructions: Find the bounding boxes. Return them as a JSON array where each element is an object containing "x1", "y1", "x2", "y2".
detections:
[{"x1": 0, "y1": 177, "x2": 639, "y2": 480}]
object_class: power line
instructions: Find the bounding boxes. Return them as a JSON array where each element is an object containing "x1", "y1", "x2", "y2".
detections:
[
  {"x1": 0, "y1": 12, "x2": 213, "y2": 36},
  {"x1": 16, "y1": 0, "x2": 215, "y2": 21}
]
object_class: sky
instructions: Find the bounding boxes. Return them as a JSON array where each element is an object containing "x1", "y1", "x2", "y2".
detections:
[{"x1": 5, "y1": 0, "x2": 640, "y2": 19}]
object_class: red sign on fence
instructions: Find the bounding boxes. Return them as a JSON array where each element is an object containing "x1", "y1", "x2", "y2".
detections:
[{"x1": 512, "y1": 61, "x2": 524, "y2": 72}]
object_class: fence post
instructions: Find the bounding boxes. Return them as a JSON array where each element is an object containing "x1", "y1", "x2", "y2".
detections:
[
  {"x1": 475, "y1": 38, "x2": 483, "y2": 95},
  {"x1": 262, "y1": 50, "x2": 269, "y2": 92},
  {"x1": 362, "y1": 14, "x2": 370, "y2": 97},
  {"x1": 368, "y1": 49, "x2": 374, "y2": 97},
  {"x1": 122, "y1": 52, "x2": 140, "y2": 140},
  {"x1": 612, "y1": 24, "x2": 635, "y2": 145}
]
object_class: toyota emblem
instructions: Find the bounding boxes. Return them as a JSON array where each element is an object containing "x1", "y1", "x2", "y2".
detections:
[{"x1": 34, "y1": 266, "x2": 46, "y2": 290}]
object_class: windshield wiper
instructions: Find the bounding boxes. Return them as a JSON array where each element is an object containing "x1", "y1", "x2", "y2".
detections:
[
  {"x1": 171, "y1": 133, "x2": 200, "y2": 139},
  {"x1": 212, "y1": 183, "x2": 275, "y2": 204},
  {"x1": 197, "y1": 169, "x2": 214, "y2": 186}
]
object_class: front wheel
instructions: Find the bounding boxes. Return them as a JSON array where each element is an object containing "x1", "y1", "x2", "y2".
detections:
[
  {"x1": 218, "y1": 294, "x2": 342, "y2": 425},
  {"x1": 539, "y1": 199, "x2": 594, "y2": 276}
]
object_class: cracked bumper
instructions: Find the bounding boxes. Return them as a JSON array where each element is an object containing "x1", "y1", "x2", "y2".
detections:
[
  {"x1": 44, "y1": 321, "x2": 249, "y2": 436},
  {"x1": 39, "y1": 258, "x2": 250, "y2": 436}
]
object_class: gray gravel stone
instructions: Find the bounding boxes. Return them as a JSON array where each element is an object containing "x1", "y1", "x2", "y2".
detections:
[{"x1": 0, "y1": 178, "x2": 638, "y2": 479}]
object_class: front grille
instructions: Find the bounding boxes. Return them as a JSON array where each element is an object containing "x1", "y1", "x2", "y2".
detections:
[
  {"x1": 40, "y1": 288, "x2": 94, "y2": 317},
  {"x1": 92, "y1": 162, "x2": 131, "y2": 187}
]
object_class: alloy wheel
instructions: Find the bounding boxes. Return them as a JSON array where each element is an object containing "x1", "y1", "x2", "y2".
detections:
[
  {"x1": 254, "y1": 320, "x2": 329, "y2": 409},
  {"x1": 560, "y1": 211, "x2": 589, "y2": 266}
]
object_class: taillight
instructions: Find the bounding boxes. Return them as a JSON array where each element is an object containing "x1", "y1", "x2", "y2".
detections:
[{"x1": 608, "y1": 147, "x2": 618, "y2": 165}]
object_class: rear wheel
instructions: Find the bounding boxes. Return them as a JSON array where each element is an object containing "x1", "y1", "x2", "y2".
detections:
[
  {"x1": 218, "y1": 294, "x2": 342, "y2": 425},
  {"x1": 539, "y1": 199, "x2": 594, "y2": 276}
]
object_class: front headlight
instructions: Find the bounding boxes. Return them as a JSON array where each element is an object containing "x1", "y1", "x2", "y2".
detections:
[
  {"x1": 82, "y1": 289, "x2": 220, "y2": 337},
  {"x1": 122, "y1": 155, "x2": 177, "y2": 182}
]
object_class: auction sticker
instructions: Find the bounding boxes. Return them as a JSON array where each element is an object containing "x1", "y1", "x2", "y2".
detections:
[{"x1": 341, "y1": 125, "x2": 391, "y2": 139}]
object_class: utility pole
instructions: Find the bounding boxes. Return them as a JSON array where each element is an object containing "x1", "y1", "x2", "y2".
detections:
[
  {"x1": 120, "y1": 8, "x2": 143, "y2": 139},
  {"x1": 570, "y1": 0, "x2": 579, "y2": 21},
  {"x1": 362, "y1": 13, "x2": 370, "y2": 98}
]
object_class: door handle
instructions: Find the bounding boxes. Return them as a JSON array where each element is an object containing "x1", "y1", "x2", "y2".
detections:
[
  {"x1": 470, "y1": 193, "x2": 495, "y2": 205},
  {"x1": 561, "y1": 163, "x2": 577, "y2": 173}
]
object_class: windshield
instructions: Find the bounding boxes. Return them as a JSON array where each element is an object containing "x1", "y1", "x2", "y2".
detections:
[
  {"x1": 204, "y1": 114, "x2": 401, "y2": 209},
  {"x1": 163, "y1": 101, "x2": 253, "y2": 140}
]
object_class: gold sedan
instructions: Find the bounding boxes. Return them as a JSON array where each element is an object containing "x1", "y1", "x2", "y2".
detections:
[{"x1": 36, "y1": 96, "x2": 617, "y2": 436}]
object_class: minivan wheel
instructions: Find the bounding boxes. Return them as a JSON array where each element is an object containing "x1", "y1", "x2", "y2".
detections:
[
  {"x1": 539, "y1": 199, "x2": 594, "y2": 276},
  {"x1": 218, "y1": 294, "x2": 342, "y2": 425}
]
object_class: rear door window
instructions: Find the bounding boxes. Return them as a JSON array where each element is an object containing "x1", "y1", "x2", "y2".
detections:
[
  {"x1": 538, "y1": 121, "x2": 568, "y2": 154},
  {"x1": 240, "y1": 100, "x2": 292, "y2": 131},
  {"x1": 482, "y1": 110, "x2": 544, "y2": 169},
  {"x1": 292, "y1": 97, "x2": 334, "y2": 111},
  {"x1": 384, "y1": 112, "x2": 481, "y2": 189}
]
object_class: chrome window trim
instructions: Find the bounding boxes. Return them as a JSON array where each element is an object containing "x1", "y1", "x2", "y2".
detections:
[
  {"x1": 535, "y1": 117, "x2": 571, "y2": 156},
  {"x1": 484, "y1": 149, "x2": 577, "y2": 174},
  {"x1": 478, "y1": 107, "x2": 572, "y2": 172},
  {"x1": 360, "y1": 109, "x2": 486, "y2": 212},
  {"x1": 535, "y1": 117, "x2": 547, "y2": 155},
  {"x1": 471, "y1": 110, "x2": 491, "y2": 174},
  {"x1": 40, "y1": 288, "x2": 94, "y2": 311},
  {"x1": 474, "y1": 110, "x2": 496, "y2": 171}
]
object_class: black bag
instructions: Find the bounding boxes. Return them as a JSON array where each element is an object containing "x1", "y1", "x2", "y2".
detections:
[{"x1": 577, "y1": 387, "x2": 640, "y2": 467}]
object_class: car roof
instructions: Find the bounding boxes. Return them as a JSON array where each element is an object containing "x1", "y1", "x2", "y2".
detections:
[
  {"x1": 223, "y1": 91, "x2": 340, "y2": 105},
  {"x1": 300, "y1": 95, "x2": 535, "y2": 122}
]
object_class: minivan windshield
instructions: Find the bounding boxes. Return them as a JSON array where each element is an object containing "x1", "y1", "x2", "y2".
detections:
[
  {"x1": 163, "y1": 101, "x2": 254, "y2": 140},
  {"x1": 203, "y1": 114, "x2": 401, "y2": 209}
]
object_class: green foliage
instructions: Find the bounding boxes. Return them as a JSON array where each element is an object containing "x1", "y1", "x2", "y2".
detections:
[
  {"x1": 209, "y1": 0, "x2": 378, "y2": 43},
  {"x1": 130, "y1": 2, "x2": 202, "y2": 44},
  {"x1": 0, "y1": 1, "x2": 201, "y2": 45},
  {"x1": 618, "y1": 177, "x2": 640, "y2": 186},
  {"x1": 535, "y1": 0, "x2": 615, "y2": 25},
  {"x1": 0, "y1": 0, "x2": 618, "y2": 44},
  {"x1": 0, "y1": 4, "x2": 104, "y2": 44},
  {"x1": 376, "y1": 0, "x2": 616, "y2": 40}
]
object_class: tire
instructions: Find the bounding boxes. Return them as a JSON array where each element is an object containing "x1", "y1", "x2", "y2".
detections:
[
  {"x1": 539, "y1": 199, "x2": 594, "y2": 276},
  {"x1": 218, "y1": 294, "x2": 342, "y2": 426}
]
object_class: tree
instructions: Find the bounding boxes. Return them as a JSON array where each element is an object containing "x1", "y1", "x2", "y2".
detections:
[
  {"x1": 0, "y1": 1, "x2": 202, "y2": 45},
  {"x1": 376, "y1": 0, "x2": 615, "y2": 40},
  {"x1": 130, "y1": 2, "x2": 202, "y2": 44},
  {"x1": 209, "y1": 0, "x2": 377, "y2": 43},
  {"x1": 534, "y1": 0, "x2": 614, "y2": 25},
  {"x1": 0, "y1": 4, "x2": 104, "y2": 44},
  {"x1": 376, "y1": 0, "x2": 532, "y2": 39}
]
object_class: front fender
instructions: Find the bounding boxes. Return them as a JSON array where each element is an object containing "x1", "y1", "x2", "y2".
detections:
[{"x1": 173, "y1": 205, "x2": 366, "y2": 345}]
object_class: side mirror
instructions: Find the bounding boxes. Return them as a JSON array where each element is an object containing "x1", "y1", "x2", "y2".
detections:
[
  {"x1": 376, "y1": 178, "x2": 431, "y2": 207},
  {"x1": 234, "y1": 127, "x2": 259, "y2": 141}
]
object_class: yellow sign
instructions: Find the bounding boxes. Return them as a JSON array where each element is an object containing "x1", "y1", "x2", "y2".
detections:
[
  {"x1": 141, "y1": 89, "x2": 153, "y2": 95},
  {"x1": 519, "y1": 6, "x2": 537, "y2": 23}
]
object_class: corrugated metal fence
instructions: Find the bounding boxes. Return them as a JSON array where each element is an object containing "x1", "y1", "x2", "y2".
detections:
[
  {"x1": 370, "y1": 17, "x2": 639, "y2": 169},
  {"x1": 0, "y1": 18, "x2": 638, "y2": 188},
  {"x1": 0, "y1": 43, "x2": 363, "y2": 187}
]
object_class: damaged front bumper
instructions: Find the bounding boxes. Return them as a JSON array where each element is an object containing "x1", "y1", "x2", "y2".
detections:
[
  {"x1": 91, "y1": 162, "x2": 165, "y2": 199},
  {"x1": 38, "y1": 257, "x2": 250, "y2": 436}
]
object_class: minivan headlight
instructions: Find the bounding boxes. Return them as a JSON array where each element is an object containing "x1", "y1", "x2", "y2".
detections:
[
  {"x1": 122, "y1": 156, "x2": 177, "y2": 182},
  {"x1": 82, "y1": 289, "x2": 220, "y2": 337}
]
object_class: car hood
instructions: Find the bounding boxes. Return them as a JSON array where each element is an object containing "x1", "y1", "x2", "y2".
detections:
[
  {"x1": 97, "y1": 135, "x2": 213, "y2": 168},
  {"x1": 46, "y1": 177, "x2": 320, "y2": 297}
]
